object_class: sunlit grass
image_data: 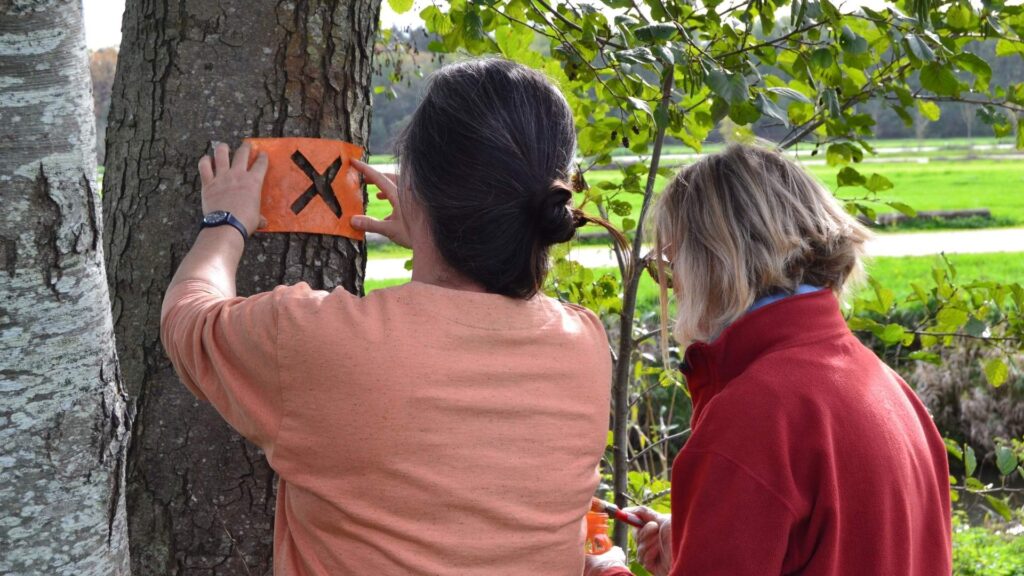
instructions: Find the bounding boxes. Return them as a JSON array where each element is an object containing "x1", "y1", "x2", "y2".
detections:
[{"x1": 364, "y1": 252, "x2": 1024, "y2": 313}]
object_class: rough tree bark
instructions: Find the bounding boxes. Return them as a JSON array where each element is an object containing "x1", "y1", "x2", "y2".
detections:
[
  {"x1": 102, "y1": 1, "x2": 379, "y2": 573},
  {"x1": 0, "y1": 1, "x2": 131, "y2": 574}
]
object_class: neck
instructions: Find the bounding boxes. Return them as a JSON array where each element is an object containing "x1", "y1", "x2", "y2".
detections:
[{"x1": 410, "y1": 238, "x2": 488, "y2": 293}]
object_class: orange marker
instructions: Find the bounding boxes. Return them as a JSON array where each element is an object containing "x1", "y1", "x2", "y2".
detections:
[
  {"x1": 244, "y1": 137, "x2": 365, "y2": 240},
  {"x1": 586, "y1": 511, "x2": 614, "y2": 555},
  {"x1": 591, "y1": 497, "x2": 645, "y2": 528}
]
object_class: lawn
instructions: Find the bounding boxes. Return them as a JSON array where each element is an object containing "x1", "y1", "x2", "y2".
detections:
[
  {"x1": 630, "y1": 136, "x2": 1015, "y2": 158},
  {"x1": 363, "y1": 252, "x2": 1024, "y2": 313},
  {"x1": 808, "y1": 161, "x2": 1024, "y2": 225},
  {"x1": 362, "y1": 159, "x2": 1024, "y2": 234}
]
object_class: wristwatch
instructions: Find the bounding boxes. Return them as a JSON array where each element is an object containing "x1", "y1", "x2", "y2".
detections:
[{"x1": 201, "y1": 210, "x2": 248, "y2": 242}]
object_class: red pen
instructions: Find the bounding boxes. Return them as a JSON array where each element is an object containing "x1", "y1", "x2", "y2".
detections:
[{"x1": 590, "y1": 497, "x2": 646, "y2": 528}]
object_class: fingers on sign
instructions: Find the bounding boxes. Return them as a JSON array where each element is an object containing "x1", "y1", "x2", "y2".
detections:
[{"x1": 245, "y1": 137, "x2": 365, "y2": 240}]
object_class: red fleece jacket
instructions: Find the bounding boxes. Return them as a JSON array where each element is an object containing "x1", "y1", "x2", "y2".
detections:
[{"x1": 610, "y1": 289, "x2": 951, "y2": 575}]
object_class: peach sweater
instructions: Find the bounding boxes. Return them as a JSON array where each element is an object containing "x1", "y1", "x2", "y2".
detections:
[{"x1": 161, "y1": 279, "x2": 611, "y2": 575}]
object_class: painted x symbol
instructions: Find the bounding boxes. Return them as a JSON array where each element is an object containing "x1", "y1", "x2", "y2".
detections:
[{"x1": 290, "y1": 151, "x2": 344, "y2": 218}]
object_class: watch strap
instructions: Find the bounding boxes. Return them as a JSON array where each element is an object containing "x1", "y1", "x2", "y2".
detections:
[{"x1": 201, "y1": 212, "x2": 249, "y2": 242}]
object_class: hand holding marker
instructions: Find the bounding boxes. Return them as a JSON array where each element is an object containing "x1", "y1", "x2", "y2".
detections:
[{"x1": 591, "y1": 497, "x2": 645, "y2": 528}]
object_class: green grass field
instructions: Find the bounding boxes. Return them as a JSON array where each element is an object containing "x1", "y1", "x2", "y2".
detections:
[
  {"x1": 367, "y1": 136, "x2": 1017, "y2": 164},
  {"x1": 626, "y1": 136, "x2": 1016, "y2": 158},
  {"x1": 363, "y1": 252, "x2": 1024, "y2": 313},
  {"x1": 363, "y1": 159, "x2": 1024, "y2": 235}
]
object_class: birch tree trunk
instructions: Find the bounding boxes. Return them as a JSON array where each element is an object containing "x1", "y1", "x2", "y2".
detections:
[
  {"x1": 0, "y1": 2, "x2": 131, "y2": 574},
  {"x1": 102, "y1": 1, "x2": 379, "y2": 573}
]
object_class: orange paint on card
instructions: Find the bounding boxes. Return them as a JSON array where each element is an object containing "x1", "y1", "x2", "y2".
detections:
[{"x1": 245, "y1": 137, "x2": 365, "y2": 240}]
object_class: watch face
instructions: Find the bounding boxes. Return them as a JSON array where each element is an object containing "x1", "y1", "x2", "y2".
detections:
[{"x1": 203, "y1": 210, "x2": 229, "y2": 225}]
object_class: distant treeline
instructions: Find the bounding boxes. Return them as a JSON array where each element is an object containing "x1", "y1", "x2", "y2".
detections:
[{"x1": 88, "y1": 31, "x2": 1023, "y2": 160}]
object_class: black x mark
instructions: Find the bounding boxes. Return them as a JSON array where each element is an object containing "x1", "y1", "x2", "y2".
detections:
[{"x1": 290, "y1": 151, "x2": 344, "y2": 218}]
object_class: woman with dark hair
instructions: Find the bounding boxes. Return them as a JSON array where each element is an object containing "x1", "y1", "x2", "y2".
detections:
[
  {"x1": 585, "y1": 144, "x2": 952, "y2": 576},
  {"x1": 161, "y1": 59, "x2": 615, "y2": 575}
]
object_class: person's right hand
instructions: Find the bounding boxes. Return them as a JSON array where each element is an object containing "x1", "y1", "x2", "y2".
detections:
[
  {"x1": 350, "y1": 159, "x2": 412, "y2": 248},
  {"x1": 625, "y1": 507, "x2": 673, "y2": 576},
  {"x1": 583, "y1": 546, "x2": 630, "y2": 576}
]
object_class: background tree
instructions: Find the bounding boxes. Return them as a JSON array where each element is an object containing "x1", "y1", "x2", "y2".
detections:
[
  {"x1": 0, "y1": 1, "x2": 130, "y2": 573},
  {"x1": 102, "y1": 1, "x2": 380, "y2": 572},
  {"x1": 88, "y1": 47, "x2": 118, "y2": 165},
  {"x1": 407, "y1": 0, "x2": 1024, "y2": 552}
]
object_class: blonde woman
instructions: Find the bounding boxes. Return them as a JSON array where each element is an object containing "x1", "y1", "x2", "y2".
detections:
[{"x1": 587, "y1": 144, "x2": 951, "y2": 576}]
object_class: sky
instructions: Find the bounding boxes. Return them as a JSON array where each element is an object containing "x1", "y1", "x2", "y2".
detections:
[{"x1": 82, "y1": 0, "x2": 424, "y2": 50}]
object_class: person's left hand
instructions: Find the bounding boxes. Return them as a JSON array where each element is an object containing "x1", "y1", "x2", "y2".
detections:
[
  {"x1": 349, "y1": 159, "x2": 411, "y2": 248},
  {"x1": 199, "y1": 141, "x2": 268, "y2": 235},
  {"x1": 584, "y1": 546, "x2": 630, "y2": 576}
]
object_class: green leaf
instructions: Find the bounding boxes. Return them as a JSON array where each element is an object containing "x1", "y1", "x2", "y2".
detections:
[
  {"x1": 995, "y1": 445, "x2": 1018, "y2": 476},
  {"x1": 766, "y1": 86, "x2": 813, "y2": 104},
  {"x1": 936, "y1": 307, "x2": 968, "y2": 328},
  {"x1": 839, "y1": 26, "x2": 868, "y2": 55},
  {"x1": 955, "y1": 53, "x2": 991, "y2": 92},
  {"x1": 828, "y1": 143, "x2": 865, "y2": 167},
  {"x1": 984, "y1": 495, "x2": 1013, "y2": 521},
  {"x1": 836, "y1": 166, "x2": 866, "y2": 187},
  {"x1": 887, "y1": 201, "x2": 916, "y2": 217},
  {"x1": 626, "y1": 97, "x2": 653, "y2": 118},
  {"x1": 652, "y1": 45, "x2": 674, "y2": 65},
  {"x1": 963, "y1": 317, "x2": 987, "y2": 337},
  {"x1": 710, "y1": 97, "x2": 729, "y2": 123},
  {"x1": 920, "y1": 63, "x2": 960, "y2": 97},
  {"x1": 904, "y1": 34, "x2": 935, "y2": 62},
  {"x1": 945, "y1": 2, "x2": 972, "y2": 29},
  {"x1": 388, "y1": 0, "x2": 413, "y2": 14},
  {"x1": 995, "y1": 39, "x2": 1024, "y2": 57},
  {"x1": 823, "y1": 88, "x2": 842, "y2": 117},
  {"x1": 728, "y1": 101, "x2": 761, "y2": 125},
  {"x1": 615, "y1": 47, "x2": 657, "y2": 64},
  {"x1": 420, "y1": 5, "x2": 454, "y2": 35},
  {"x1": 983, "y1": 358, "x2": 1009, "y2": 388},
  {"x1": 755, "y1": 93, "x2": 789, "y2": 127},
  {"x1": 894, "y1": 86, "x2": 914, "y2": 107},
  {"x1": 707, "y1": 69, "x2": 749, "y2": 105},
  {"x1": 865, "y1": 173, "x2": 894, "y2": 193},
  {"x1": 879, "y1": 323, "x2": 906, "y2": 345},
  {"x1": 909, "y1": 350, "x2": 942, "y2": 365},
  {"x1": 965, "y1": 445, "x2": 977, "y2": 477},
  {"x1": 916, "y1": 100, "x2": 941, "y2": 122},
  {"x1": 892, "y1": 105, "x2": 914, "y2": 127},
  {"x1": 463, "y1": 11, "x2": 485, "y2": 42},
  {"x1": 634, "y1": 23, "x2": 677, "y2": 43},
  {"x1": 809, "y1": 48, "x2": 833, "y2": 70},
  {"x1": 654, "y1": 104, "x2": 669, "y2": 130},
  {"x1": 945, "y1": 438, "x2": 963, "y2": 461}
]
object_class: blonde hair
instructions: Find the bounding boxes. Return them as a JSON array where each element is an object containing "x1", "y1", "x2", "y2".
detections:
[{"x1": 653, "y1": 143, "x2": 872, "y2": 349}]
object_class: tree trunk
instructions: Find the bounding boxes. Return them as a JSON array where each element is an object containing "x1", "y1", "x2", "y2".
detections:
[
  {"x1": 101, "y1": 1, "x2": 379, "y2": 573},
  {"x1": 0, "y1": 2, "x2": 131, "y2": 574}
]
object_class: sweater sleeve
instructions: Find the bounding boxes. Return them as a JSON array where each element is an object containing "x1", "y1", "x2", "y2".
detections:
[
  {"x1": 668, "y1": 450, "x2": 794, "y2": 575},
  {"x1": 160, "y1": 279, "x2": 288, "y2": 453}
]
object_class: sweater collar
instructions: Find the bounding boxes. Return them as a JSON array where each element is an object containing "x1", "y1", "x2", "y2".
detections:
[{"x1": 681, "y1": 289, "x2": 850, "y2": 425}]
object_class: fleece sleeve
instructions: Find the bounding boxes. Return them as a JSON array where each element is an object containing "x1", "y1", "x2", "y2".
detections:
[{"x1": 668, "y1": 450, "x2": 794, "y2": 575}]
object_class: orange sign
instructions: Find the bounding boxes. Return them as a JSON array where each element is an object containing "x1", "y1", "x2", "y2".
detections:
[{"x1": 245, "y1": 137, "x2": 365, "y2": 240}]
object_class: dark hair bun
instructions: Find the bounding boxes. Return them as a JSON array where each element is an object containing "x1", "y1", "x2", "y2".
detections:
[
  {"x1": 536, "y1": 183, "x2": 577, "y2": 245},
  {"x1": 396, "y1": 58, "x2": 578, "y2": 299}
]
